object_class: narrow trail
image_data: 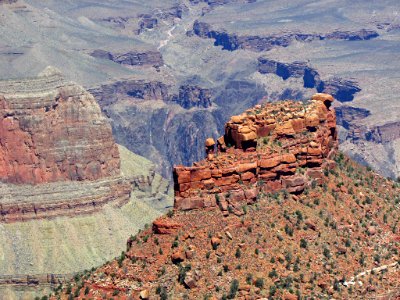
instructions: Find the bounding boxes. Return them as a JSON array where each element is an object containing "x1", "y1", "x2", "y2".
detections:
[{"x1": 343, "y1": 261, "x2": 399, "y2": 287}]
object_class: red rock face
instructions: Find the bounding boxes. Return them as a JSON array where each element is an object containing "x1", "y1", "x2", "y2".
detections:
[
  {"x1": 173, "y1": 93, "x2": 338, "y2": 213},
  {"x1": 0, "y1": 70, "x2": 120, "y2": 184}
]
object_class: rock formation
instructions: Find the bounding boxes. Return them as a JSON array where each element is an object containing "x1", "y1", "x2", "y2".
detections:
[
  {"x1": 0, "y1": 67, "x2": 132, "y2": 221},
  {"x1": 192, "y1": 21, "x2": 379, "y2": 52},
  {"x1": 173, "y1": 93, "x2": 337, "y2": 213},
  {"x1": 257, "y1": 58, "x2": 361, "y2": 102},
  {"x1": 90, "y1": 50, "x2": 163, "y2": 67}
]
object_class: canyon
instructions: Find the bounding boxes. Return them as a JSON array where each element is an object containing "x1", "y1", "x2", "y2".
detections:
[{"x1": 0, "y1": 0, "x2": 399, "y2": 180}]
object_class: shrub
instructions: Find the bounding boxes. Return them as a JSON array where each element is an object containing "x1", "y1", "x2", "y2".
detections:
[
  {"x1": 255, "y1": 278, "x2": 264, "y2": 288},
  {"x1": 323, "y1": 247, "x2": 331, "y2": 259},
  {"x1": 285, "y1": 224, "x2": 294, "y2": 236},
  {"x1": 178, "y1": 264, "x2": 192, "y2": 284},
  {"x1": 228, "y1": 279, "x2": 239, "y2": 299},
  {"x1": 300, "y1": 238, "x2": 308, "y2": 249},
  {"x1": 268, "y1": 269, "x2": 278, "y2": 278},
  {"x1": 235, "y1": 248, "x2": 241, "y2": 258},
  {"x1": 246, "y1": 273, "x2": 253, "y2": 284},
  {"x1": 269, "y1": 285, "x2": 277, "y2": 296}
]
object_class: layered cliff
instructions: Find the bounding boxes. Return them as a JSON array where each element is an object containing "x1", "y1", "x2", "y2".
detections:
[
  {"x1": 192, "y1": 21, "x2": 379, "y2": 52},
  {"x1": 0, "y1": 68, "x2": 173, "y2": 298},
  {"x1": 0, "y1": 67, "x2": 120, "y2": 185},
  {"x1": 174, "y1": 93, "x2": 337, "y2": 213}
]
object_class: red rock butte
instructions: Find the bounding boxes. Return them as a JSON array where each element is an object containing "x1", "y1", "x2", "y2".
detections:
[
  {"x1": 0, "y1": 67, "x2": 131, "y2": 222},
  {"x1": 0, "y1": 66, "x2": 120, "y2": 184},
  {"x1": 174, "y1": 93, "x2": 338, "y2": 215}
]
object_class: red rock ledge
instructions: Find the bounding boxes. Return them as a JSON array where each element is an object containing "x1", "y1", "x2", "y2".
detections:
[{"x1": 173, "y1": 93, "x2": 337, "y2": 215}]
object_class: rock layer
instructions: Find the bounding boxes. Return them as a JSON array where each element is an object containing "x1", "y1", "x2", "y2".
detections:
[
  {"x1": 174, "y1": 93, "x2": 338, "y2": 212},
  {"x1": 192, "y1": 21, "x2": 379, "y2": 52},
  {"x1": 0, "y1": 67, "x2": 120, "y2": 184}
]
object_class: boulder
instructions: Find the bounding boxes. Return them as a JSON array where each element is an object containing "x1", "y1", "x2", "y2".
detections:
[
  {"x1": 190, "y1": 168, "x2": 212, "y2": 181},
  {"x1": 240, "y1": 131, "x2": 257, "y2": 141},
  {"x1": 174, "y1": 197, "x2": 204, "y2": 210},
  {"x1": 205, "y1": 138, "x2": 216, "y2": 147},
  {"x1": 259, "y1": 157, "x2": 281, "y2": 169},
  {"x1": 231, "y1": 115, "x2": 244, "y2": 123},
  {"x1": 211, "y1": 237, "x2": 221, "y2": 247},
  {"x1": 276, "y1": 121, "x2": 295, "y2": 136},
  {"x1": 305, "y1": 114, "x2": 320, "y2": 127},
  {"x1": 140, "y1": 290, "x2": 149, "y2": 299},
  {"x1": 171, "y1": 250, "x2": 185, "y2": 263},
  {"x1": 282, "y1": 175, "x2": 305, "y2": 193},
  {"x1": 312, "y1": 93, "x2": 334, "y2": 103},
  {"x1": 241, "y1": 171, "x2": 255, "y2": 181},
  {"x1": 175, "y1": 169, "x2": 191, "y2": 184},
  {"x1": 281, "y1": 153, "x2": 297, "y2": 164},
  {"x1": 153, "y1": 218, "x2": 182, "y2": 234},
  {"x1": 184, "y1": 273, "x2": 197, "y2": 289},
  {"x1": 236, "y1": 162, "x2": 257, "y2": 173}
]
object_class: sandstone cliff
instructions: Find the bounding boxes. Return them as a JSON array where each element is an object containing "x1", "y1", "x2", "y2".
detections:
[
  {"x1": 0, "y1": 67, "x2": 120, "y2": 184},
  {"x1": 174, "y1": 93, "x2": 337, "y2": 214}
]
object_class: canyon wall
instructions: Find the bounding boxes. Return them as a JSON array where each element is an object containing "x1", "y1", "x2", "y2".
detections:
[
  {"x1": 173, "y1": 93, "x2": 338, "y2": 215},
  {"x1": 192, "y1": 21, "x2": 379, "y2": 52},
  {"x1": 0, "y1": 67, "x2": 136, "y2": 222},
  {"x1": 0, "y1": 67, "x2": 120, "y2": 185}
]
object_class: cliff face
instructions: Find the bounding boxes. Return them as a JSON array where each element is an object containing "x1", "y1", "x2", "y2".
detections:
[
  {"x1": 174, "y1": 93, "x2": 337, "y2": 213},
  {"x1": 192, "y1": 21, "x2": 379, "y2": 52},
  {"x1": 0, "y1": 67, "x2": 120, "y2": 184},
  {"x1": 257, "y1": 58, "x2": 361, "y2": 102}
]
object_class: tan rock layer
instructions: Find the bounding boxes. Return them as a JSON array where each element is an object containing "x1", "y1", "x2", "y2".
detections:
[
  {"x1": 173, "y1": 94, "x2": 337, "y2": 213},
  {"x1": 0, "y1": 176, "x2": 131, "y2": 223}
]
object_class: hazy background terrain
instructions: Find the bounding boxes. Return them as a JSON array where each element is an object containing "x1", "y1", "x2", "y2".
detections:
[{"x1": 1, "y1": 0, "x2": 399, "y2": 179}]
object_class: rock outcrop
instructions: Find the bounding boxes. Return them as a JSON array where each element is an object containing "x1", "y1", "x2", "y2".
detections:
[
  {"x1": 171, "y1": 85, "x2": 212, "y2": 109},
  {"x1": 173, "y1": 93, "x2": 337, "y2": 213},
  {"x1": 0, "y1": 67, "x2": 134, "y2": 221},
  {"x1": 90, "y1": 50, "x2": 163, "y2": 67},
  {"x1": 257, "y1": 58, "x2": 361, "y2": 102}
]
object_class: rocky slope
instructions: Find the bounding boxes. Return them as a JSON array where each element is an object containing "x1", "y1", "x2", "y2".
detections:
[{"x1": 51, "y1": 96, "x2": 400, "y2": 300}]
